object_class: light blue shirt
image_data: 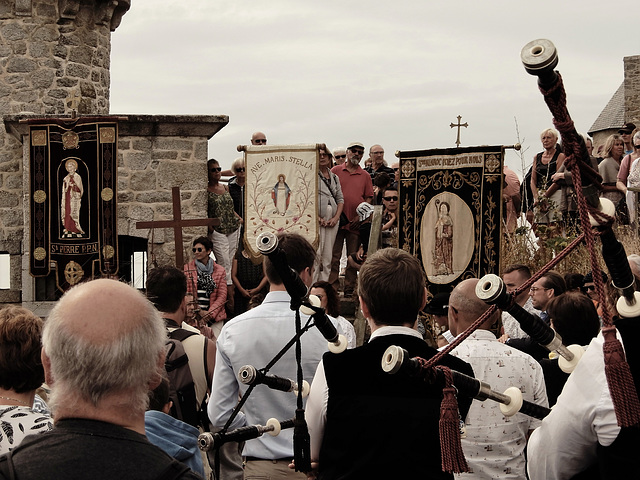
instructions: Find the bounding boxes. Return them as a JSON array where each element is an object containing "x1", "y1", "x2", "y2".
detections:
[{"x1": 208, "y1": 291, "x2": 331, "y2": 459}]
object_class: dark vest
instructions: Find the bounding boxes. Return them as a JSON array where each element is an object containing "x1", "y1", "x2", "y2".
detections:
[
  {"x1": 595, "y1": 317, "x2": 640, "y2": 479},
  {"x1": 318, "y1": 334, "x2": 474, "y2": 480}
]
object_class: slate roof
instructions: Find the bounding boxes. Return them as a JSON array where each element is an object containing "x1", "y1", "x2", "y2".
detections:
[{"x1": 588, "y1": 82, "x2": 625, "y2": 135}]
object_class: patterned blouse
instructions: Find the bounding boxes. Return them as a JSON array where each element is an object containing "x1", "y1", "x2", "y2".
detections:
[
  {"x1": 208, "y1": 189, "x2": 240, "y2": 234},
  {"x1": 0, "y1": 405, "x2": 53, "y2": 454}
]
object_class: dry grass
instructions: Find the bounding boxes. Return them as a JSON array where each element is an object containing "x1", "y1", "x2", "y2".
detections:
[{"x1": 501, "y1": 220, "x2": 640, "y2": 276}]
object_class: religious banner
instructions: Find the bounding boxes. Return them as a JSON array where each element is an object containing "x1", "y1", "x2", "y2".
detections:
[
  {"x1": 243, "y1": 144, "x2": 319, "y2": 260},
  {"x1": 29, "y1": 120, "x2": 118, "y2": 291},
  {"x1": 397, "y1": 145, "x2": 504, "y2": 295}
]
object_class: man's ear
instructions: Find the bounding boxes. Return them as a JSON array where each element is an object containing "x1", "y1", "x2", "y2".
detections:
[
  {"x1": 359, "y1": 296, "x2": 371, "y2": 320},
  {"x1": 41, "y1": 349, "x2": 53, "y2": 386},
  {"x1": 300, "y1": 266, "x2": 313, "y2": 287},
  {"x1": 420, "y1": 287, "x2": 428, "y2": 311}
]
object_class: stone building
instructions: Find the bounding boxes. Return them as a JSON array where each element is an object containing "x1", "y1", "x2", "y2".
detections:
[
  {"x1": 588, "y1": 55, "x2": 640, "y2": 153},
  {"x1": 0, "y1": 1, "x2": 227, "y2": 308}
]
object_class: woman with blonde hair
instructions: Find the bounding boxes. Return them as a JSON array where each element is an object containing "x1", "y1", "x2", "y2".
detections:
[
  {"x1": 530, "y1": 128, "x2": 565, "y2": 230},
  {"x1": 599, "y1": 134, "x2": 627, "y2": 223}
]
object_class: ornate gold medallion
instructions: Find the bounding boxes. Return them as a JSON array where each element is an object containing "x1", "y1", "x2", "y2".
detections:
[
  {"x1": 64, "y1": 261, "x2": 84, "y2": 286},
  {"x1": 101, "y1": 187, "x2": 114, "y2": 202},
  {"x1": 102, "y1": 245, "x2": 115, "y2": 259},
  {"x1": 33, "y1": 247, "x2": 47, "y2": 261},
  {"x1": 62, "y1": 131, "x2": 80, "y2": 150},
  {"x1": 33, "y1": 190, "x2": 47, "y2": 203}
]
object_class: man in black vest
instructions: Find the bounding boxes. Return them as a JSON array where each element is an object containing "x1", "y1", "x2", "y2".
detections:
[{"x1": 305, "y1": 248, "x2": 474, "y2": 479}]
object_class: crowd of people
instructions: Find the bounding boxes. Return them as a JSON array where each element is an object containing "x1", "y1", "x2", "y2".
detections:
[
  {"x1": 0, "y1": 128, "x2": 638, "y2": 479},
  {"x1": 516, "y1": 123, "x2": 640, "y2": 236}
]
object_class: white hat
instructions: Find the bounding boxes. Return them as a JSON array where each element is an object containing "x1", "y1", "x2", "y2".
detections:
[{"x1": 356, "y1": 202, "x2": 374, "y2": 222}]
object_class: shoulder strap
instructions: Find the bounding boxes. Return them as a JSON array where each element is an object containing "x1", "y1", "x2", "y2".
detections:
[
  {"x1": 551, "y1": 148, "x2": 561, "y2": 164},
  {"x1": 319, "y1": 172, "x2": 338, "y2": 202},
  {"x1": 169, "y1": 328, "x2": 199, "y2": 343}
]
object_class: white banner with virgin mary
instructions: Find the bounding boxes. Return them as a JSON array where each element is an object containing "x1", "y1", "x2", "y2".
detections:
[{"x1": 244, "y1": 144, "x2": 319, "y2": 260}]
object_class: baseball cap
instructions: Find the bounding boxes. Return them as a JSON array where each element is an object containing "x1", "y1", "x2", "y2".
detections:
[{"x1": 347, "y1": 142, "x2": 364, "y2": 150}]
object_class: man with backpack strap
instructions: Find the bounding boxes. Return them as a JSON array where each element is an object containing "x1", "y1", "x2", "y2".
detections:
[{"x1": 146, "y1": 267, "x2": 216, "y2": 428}]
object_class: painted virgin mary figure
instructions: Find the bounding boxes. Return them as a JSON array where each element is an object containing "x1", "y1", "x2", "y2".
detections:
[
  {"x1": 271, "y1": 173, "x2": 291, "y2": 216},
  {"x1": 432, "y1": 200, "x2": 453, "y2": 275},
  {"x1": 61, "y1": 158, "x2": 84, "y2": 235}
]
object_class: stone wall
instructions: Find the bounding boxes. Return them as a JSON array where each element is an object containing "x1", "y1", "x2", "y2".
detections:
[
  {"x1": 624, "y1": 55, "x2": 640, "y2": 127},
  {"x1": 117, "y1": 115, "x2": 228, "y2": 268}
]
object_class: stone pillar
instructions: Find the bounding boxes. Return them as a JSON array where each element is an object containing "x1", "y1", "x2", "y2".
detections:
[
  {"x1": 0, "y1": 0, "x2": 129, "y2": 302},
  {"x1": 624, "y1": 55, "x2": 640, "y2": 126}
]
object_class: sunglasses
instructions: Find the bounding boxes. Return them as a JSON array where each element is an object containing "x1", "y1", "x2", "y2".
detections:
[
  {"x1": 349, "y1": 149, "x2": 365, "y2": 155},
  {"x1": 335, "y1": 155, "x2": 346, "y2": 159},
  {"x1": 209, "y1": 167, "x2": 222, "y2": 172},
  {"x1": 254, "y1": 139, "x2": 267, "y2": 144},
  {"x1": 383, "y1": 196, "x2": 398, "y2": 201},
  {"x1": 235, "y1": 168, "x2": 245, "y2": 172},
  {"x1": 192, "y1": 247, "x2": 204, "y2": 253}
]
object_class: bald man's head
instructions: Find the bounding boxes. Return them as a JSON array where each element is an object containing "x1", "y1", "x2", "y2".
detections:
[
  {"x1": 448, "y1": 278, "x2": 495, "y2": 335},
  {"x1": 251, "y1": 131, "x2": 267, "y2": 145},
  {"x1": 43, "y1": 279, "x2": 166, "y2": 416}
]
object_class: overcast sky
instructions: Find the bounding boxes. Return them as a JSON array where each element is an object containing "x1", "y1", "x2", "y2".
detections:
[{"x1": 109, "y1": 1, "x2": 637, "y2": 178}]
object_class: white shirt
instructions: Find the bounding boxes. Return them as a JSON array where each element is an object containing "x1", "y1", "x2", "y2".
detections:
[
  {"x1": 527, "y1": 332, "x2": 622, "y2": 480},
  {"x1": 305, "y1": 326, "x2": 422, "y2": 461},
  {"x1": 501, "y1": 297, "x2": 540, "y2": 340},
  {"x1": 208, "y1": 291, "x2": 330, "y2": 459},
  {"x1": 451, "y1": 330, "x2": 548, "y2": 480}
]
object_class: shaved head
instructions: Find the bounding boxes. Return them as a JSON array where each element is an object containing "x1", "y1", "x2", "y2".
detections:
[{"x1": 251, "y1": 131, "x2": 267, "y2": 145}]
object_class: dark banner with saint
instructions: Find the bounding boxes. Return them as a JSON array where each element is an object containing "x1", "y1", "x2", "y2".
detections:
[
  {"x1": 397, "y1": 145, "x2": 504, "y2": 295},
  {"x1": 29, "y1": 120, "x2": 118, "y2": 292}
]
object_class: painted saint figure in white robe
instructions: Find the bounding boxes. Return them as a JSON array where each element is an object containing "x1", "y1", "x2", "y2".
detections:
[
  {"x1": 61, "y1": 158, "x2": 84, "y2": 236},
  {"x1": 271, "y1": 173, "x2": 291, "y2": 216}
]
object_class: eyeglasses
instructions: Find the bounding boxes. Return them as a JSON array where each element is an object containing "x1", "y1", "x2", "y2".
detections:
[
  {"x1": 209, "y1": 167, "x2": 222, "y2": 172},
  {"x1": 383, "y1": 196, "x2": 398, "y2": 201},
  {"x1": 335, "y1": 155, "x2": 346, "y2": 159},
  {"x1": 449, "y1": 305, "x2": 459, "y2": 315},
  {"x1": 192, "y1": 247, "x2": 204, "y2": 253},
  {"x1": 635, "y1": 145, "x2": 640, "y2": 149},
  {"x1": 529, "y1": 286, "x2": 550, "y2": 293},
  {"x1": 235, "y1": 168, "x2": 245, "y2": 172},
  {"x1": 253, "y1": 139, "x2": 267, "y2": 144},
  {"x1": 349, "y1": 149, "x2": 364, "y2": 155}
]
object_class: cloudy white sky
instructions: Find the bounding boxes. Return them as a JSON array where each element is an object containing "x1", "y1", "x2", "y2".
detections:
[{"x1": 109, "y1": 1, "x2": 637, "y2": 177}]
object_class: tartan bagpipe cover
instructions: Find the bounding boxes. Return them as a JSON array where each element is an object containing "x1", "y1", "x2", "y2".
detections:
[
  {"x1": 397, "y1": 145, "x2": 504, "y2": 294},
  {"x1": 29, "y1": 121, "x2": 118, "y2": 292},
  {"x1": 243, "y1": 144, "x2": 319, "y2": 261}
]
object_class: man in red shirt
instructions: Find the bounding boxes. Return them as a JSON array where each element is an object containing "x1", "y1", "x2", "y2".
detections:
[{"x1": 328, "y1": 142, "x2": 373, "y2": 297}]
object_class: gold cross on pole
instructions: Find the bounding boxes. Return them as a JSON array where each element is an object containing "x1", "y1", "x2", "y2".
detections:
[
  {"x1": 66, "y1": 90, "x2": 82, "y2": 118},
  {"x1": 450, "y1": 115, "x2": 468, "y2": 147}
]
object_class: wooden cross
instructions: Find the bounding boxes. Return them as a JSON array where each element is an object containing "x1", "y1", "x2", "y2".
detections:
[
  {"x1": 450, "y1": 115, "x2": 468, "y2": 147},
  {"x1": 136, "y1": 186, "x2": 220, "y2": 268}
]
